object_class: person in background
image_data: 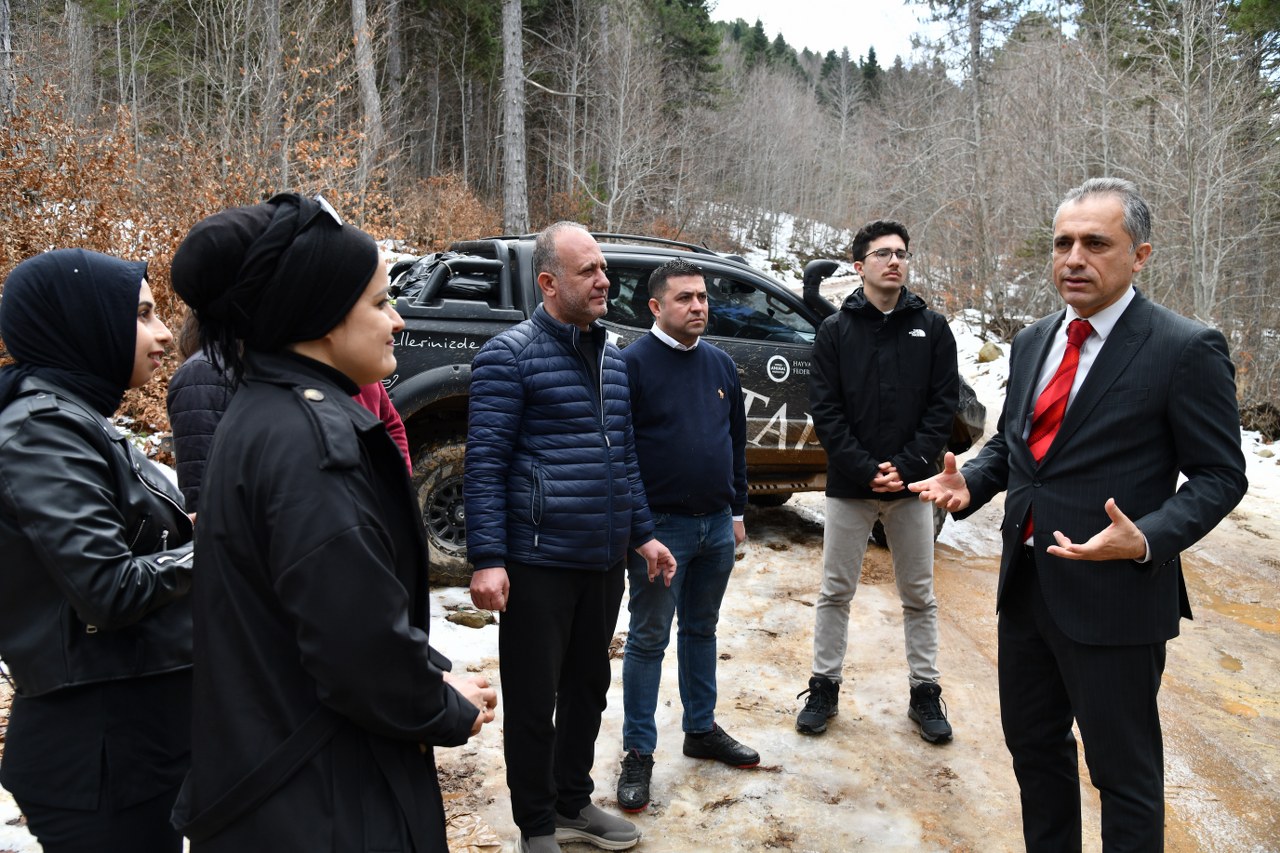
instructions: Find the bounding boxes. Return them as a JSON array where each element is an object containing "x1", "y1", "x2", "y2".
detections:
[
  {"x1": 465, "y1": 221, "x2": 675, "y2": 853},
  {"x1": 164, "y1": 316, "x2": 231, "y2": 511},
  {"x1": 615, "y1": 258, "x2": 757, "y2": 815},
  {"x1": 796, "y1": 219, "x2": 960, "y2": 744},
  {"x1": 0, "y1": 249, "x2": 194, "y2": 853},
  {"x1": 911, "y1": 177, "x2": 1248, "y2": 850},
  {"x1": 168, "y1": 193, "x2": 495, "y2": 851}
]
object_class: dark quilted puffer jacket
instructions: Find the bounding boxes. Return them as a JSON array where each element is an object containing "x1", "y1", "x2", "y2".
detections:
[{"x1": 464, "y1": 305, "x2": 654, "y2": 570}]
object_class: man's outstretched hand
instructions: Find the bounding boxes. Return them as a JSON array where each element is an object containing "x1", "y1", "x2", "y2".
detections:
[{"x1": 908, "y1": 452, "x2": 971, "y2": 513}]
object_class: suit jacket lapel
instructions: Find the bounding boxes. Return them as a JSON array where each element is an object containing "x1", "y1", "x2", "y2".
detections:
[{"x1": 1041, "y1": 293, "x2": 1154, "y2": 464}]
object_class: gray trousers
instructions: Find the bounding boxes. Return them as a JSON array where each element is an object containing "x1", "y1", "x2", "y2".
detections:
[{"x1": 812, "y1": 496, "x2": 941, "y2": 687}]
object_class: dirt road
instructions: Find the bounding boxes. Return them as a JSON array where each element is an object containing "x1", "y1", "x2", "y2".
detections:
[
  {"x1": 3, "y1": 489, "x2": 1274, "y2": 852},
  {"x1": 435, "y1": 489, "x2": 1279, "y2": 852}
]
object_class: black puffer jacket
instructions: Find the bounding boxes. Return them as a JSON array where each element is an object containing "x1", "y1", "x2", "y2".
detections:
[
  {"x1": 166, "y1": 349, "x2": 234, "y2": 512},
  {"x1": 178, "y1": 352, "x2": 476, "y2": 852},
  {"x1": 0, "y1": 377, "x2": 194, "y2": 698},
  {"x1": 809, "y1": 287, "x2": 960, "y2": 499}
]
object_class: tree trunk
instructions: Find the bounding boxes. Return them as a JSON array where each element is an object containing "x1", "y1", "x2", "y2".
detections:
[
  {"x1": 0, "y1": 0, "x2": 15, "y2": 117},
  {"x1": 351, "y1": 0, "x2": 386, "y2": 193},
  {"x1": 383, "y1": 0, "x2": 405, "y2": 178},
  {"x1": 966, "y1": 0, "x2": 997, "y2": 329},
  {"x1": 263, "y1": 0, "x2": 286, "y2": 185},
  {"x1": 501, "y1": 0, "x2": 528, "y2": 233},
  {"x1": 65, "y1": 0, "x2": 93, "y2": 123}
]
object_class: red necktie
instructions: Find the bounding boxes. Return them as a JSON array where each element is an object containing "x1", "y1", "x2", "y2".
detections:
[{"x1": 1025, "y1": 318, "x2": 1092, "y2": 539}]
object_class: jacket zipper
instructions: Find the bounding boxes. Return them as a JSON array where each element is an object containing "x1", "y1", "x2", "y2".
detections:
[
  {"x1": 592, "y1": 335, "x2": 617, "y2": 560},
  {"x1": 531, "y1": 463, "x2": 544, "y2": 549},
  {"x1": 127, "y1": 517, "x2": 148, "y2": 550},
  {"x1": 571, "y1": 326, "x2": 617, "y2": 560},
  {"x1": 129, "y1": 454, "x2": 188, "y2": 521}
]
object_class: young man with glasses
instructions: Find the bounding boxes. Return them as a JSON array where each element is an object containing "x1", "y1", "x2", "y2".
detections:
[{"x1": 795, "y1": 219, "x2": 960, "y2": 744}]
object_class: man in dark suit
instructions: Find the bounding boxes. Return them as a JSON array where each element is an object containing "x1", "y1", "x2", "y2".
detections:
[{"x1": 910, "y1": 177, "x2": 1247, "y2": 851}]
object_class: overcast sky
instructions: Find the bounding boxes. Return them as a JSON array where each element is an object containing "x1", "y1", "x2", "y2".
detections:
[{"x1": 709, "y1": 0, "x2": 946, "y2": 66}]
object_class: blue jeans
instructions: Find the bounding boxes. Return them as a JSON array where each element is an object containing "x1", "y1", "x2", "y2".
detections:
[{"x1": 622, "y1": 508, "x2": 736, "y2": 755}]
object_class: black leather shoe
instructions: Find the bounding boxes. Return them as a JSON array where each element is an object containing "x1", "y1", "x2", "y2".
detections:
[
  {"x1": 682, "y1": 725, "x2": 759, "y2": 768},
  {"x1": 617, "y1": 749, "x2": 653, "y2": 812}
]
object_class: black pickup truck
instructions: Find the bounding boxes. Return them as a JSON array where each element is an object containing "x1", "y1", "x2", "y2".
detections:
[{"x1": 385, "y1": 234, "x2": 983, "y2": 583}]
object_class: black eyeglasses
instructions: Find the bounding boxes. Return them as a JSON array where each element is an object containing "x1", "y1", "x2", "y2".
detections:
[{"x1": 863, "y1": 248, "x2": 912, "y2": 262}]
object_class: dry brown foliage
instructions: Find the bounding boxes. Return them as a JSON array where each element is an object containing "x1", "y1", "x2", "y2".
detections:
[
  {"x1": 2, "y1": 83, "x2": 268, "y2": 434},
  {"x1": 2, "y1": 81, "x2": 497, "y2": 444},
  {"x1": 542, "y1": 188, "x2": 598, "y2": 231},
  {"x1": 396, "y1": 174, "x2": 502, "y2": 250},
  {"x1": 1, "y1": 85, "x2": 143, "y2": 276}
]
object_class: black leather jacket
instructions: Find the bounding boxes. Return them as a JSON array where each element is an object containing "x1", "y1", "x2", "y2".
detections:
[{"x1": 0, "y1": 377, "x2": 194, "y2": 697}]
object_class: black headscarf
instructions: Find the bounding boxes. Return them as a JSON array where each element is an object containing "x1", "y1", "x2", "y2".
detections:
[
  {"x1": 0, "y1": 249, "x2": 145, "y2": 416},
  {"x1": 170, "y1": 193, "x2": 379, "y2": 379}
]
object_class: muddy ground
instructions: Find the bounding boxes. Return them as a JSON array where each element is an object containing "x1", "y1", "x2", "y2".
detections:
[
  {"x1": 429, "y1": 480, "x2": 1279, "y2": 853},
  {"x1": 2, "y1": 483, "x2": 1276, "y2": 853}
]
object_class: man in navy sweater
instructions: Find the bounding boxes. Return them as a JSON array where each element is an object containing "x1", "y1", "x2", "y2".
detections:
[{"x1": 616, "y1": 258, "x2": 757, "y2": 814}]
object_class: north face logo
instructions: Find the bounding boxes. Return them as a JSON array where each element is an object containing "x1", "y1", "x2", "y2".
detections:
[{"x1": 908, "y1": 329, "x2": 926, "y2": 338}]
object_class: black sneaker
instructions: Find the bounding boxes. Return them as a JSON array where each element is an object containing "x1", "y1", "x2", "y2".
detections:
[
  {"x1": 682, "y1": 725, "x2": 760, "y2": 768},
  {"x1": 908, "y1": 682, "x2": 953, "y2": 744},
  {"x1": 617, "y1": 749, "x2": 653, "y2": 813},
  {"x1": 795, "y1": 676, "x2": 839, "y2": 734}
]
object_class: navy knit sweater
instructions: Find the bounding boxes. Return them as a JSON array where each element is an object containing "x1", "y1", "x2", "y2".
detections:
[{"x1": 622, "y1": 333, "x2": 747, "y2": 516}]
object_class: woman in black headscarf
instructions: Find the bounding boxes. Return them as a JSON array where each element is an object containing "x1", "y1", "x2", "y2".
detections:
[
  {"x1": 167, "y1": 194, "x2": 496, "y2": 852},
  {"x1": 0, "y1": 249, "x2": 195, "y2": 853}
]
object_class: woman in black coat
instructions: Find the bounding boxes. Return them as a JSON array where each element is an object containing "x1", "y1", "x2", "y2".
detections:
[
  {"x1": 168, "y1": 194, "x2": 496, "y2": 852},
  {"x1": 0, "y1": 249, "x2": 195, "y2": 853}
]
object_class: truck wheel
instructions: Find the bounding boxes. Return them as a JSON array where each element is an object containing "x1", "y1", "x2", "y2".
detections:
[
  {"x1": 870, "y1": 505, "x2": 947, "y2": 549},
  {"x1": 748, "y1": 492, "x2": 793, "y2": 508},
  {"x1": 412, "y1": 439, "x2": 471, "y2": 586}
]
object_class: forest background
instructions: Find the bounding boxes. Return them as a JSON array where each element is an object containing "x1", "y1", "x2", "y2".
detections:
[{"x1": 1, "y1": 0, "x2": 1278, "y2": 439}]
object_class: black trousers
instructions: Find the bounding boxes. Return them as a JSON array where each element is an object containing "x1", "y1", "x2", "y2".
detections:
[
  {"x1": 499, "y1": 560, "x2": 625, "y2": 837},
  {"x1": 998, "y1": 547, "x2": 1167, "y2": 853},
  {"x1": 3, "y1": 671, "x2": 190, "y2": 853},
  {"x1": 14, "y1": 784, "x2": 184, "y2": 853}
]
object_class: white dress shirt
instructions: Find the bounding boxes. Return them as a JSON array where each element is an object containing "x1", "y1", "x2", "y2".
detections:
[{"x1": 1028, "y1": 286, "x2": 1136, "y2": 413}]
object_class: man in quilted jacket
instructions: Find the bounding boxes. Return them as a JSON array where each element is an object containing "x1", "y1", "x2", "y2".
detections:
[{"x1": 465, "y1": 221, "x2": 675, "y2": 853}]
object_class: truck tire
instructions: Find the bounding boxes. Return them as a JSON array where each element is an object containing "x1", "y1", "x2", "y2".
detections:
[
  {"x1": 748, "y1": 492, "x2": 793, "y2": 508},
  {"x1": 870, "y1": 504, "x2": 947, "y2": 549},
  {"x1": 412, "y1": 438, "x2": 471, "y2": 586}
]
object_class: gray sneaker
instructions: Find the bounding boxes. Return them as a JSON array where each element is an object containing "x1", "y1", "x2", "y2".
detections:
[
  {"x1": 554, "y1": 803, "x2": 640, "y2": 850},
  {"x1": 517, "y1": 833, "x2": 560, "y2": 853}
]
